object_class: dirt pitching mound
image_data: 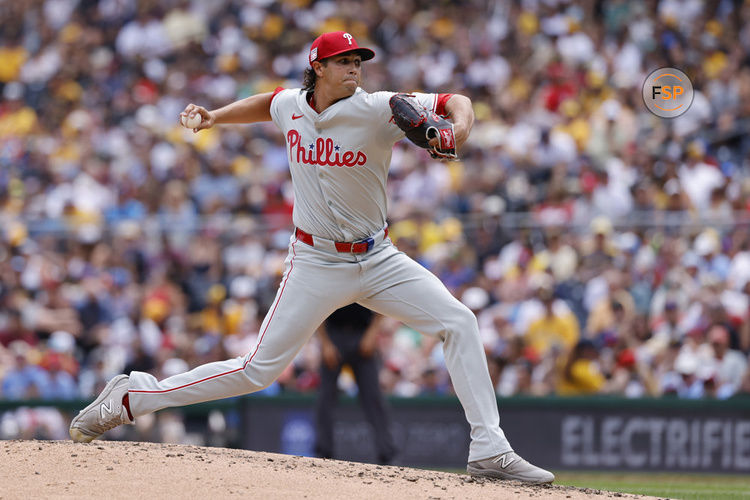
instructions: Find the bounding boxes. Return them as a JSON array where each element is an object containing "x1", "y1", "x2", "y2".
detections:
[{"x1": 1, "y1": 440, "x2": 655, "y2": 499}]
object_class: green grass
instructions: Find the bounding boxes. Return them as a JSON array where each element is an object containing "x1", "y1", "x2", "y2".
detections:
[
  {"x1": 553, "y1": 471, "x2": 750, "y2": 499},
  {"x1": 431, "y1": 468, "x2": 750, "y2": 499}
]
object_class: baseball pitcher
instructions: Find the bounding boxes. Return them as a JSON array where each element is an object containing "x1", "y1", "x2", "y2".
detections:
[{"x1": 70, "y1": 31, "x2": 553, "y2": 484}]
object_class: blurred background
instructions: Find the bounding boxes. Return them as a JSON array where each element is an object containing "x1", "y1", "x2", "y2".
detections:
[{"x1": 1, "y1": 0, "x2": 750, "y2": 473}]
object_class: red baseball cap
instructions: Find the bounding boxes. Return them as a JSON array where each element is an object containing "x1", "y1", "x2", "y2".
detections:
[{"x1": 309, "y1": 31, "x2": 375, "y2": 66}]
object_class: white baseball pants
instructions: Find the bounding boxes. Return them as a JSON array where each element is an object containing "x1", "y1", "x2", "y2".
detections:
[{"x1": 128, "y1": 234, "x2": 512, "y2": 462}]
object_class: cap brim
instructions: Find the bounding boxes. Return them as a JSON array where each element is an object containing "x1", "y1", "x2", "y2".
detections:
[
  {"x1": 355, "y1": 48, "x2": 375, "y2": 61},
  {"x1": 319, "y1": 47, "x2": 375, "y2": 63}
]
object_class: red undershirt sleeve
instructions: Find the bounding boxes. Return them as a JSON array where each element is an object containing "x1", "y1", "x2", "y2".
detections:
[{"x1": 435, "y1": 93, "x2": 454, "y2": 116}]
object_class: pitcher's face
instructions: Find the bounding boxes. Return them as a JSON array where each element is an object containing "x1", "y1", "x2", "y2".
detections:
[{"x1": 315, "y1": 52, "x2": 362, "y2": 97}]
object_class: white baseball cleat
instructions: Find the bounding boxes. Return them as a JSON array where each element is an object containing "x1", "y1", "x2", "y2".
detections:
[
  {"x1": 467, "y1": 451, "x2": 555, "y2": 484},
  {"x1": 69, "y1": 374, "x2": 134, "y2": 443}
]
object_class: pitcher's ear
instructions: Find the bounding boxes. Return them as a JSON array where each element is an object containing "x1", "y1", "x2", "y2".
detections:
[{"x1": 312, "y1": 61, "x2": 325, "y2": 78}]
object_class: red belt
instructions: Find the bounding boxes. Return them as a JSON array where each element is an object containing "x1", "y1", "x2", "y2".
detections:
[{"x1": 295, "y1": 227, "x2": 388, "y2": 254}]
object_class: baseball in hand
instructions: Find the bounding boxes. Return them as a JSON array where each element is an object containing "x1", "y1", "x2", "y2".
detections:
[{"x1": 181, "y1": 113, "x2": 202, "y2": 129}]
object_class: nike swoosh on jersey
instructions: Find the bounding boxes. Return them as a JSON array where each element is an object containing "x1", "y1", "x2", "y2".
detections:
[{"x1": 292, "y1": 114, "x2": 304, "y2": 120}]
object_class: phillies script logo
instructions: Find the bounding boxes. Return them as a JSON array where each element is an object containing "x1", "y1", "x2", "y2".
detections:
[{"x1": 287, "y1": 130, "x2": 367, "y2": 167}]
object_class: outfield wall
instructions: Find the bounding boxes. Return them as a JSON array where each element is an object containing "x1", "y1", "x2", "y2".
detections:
[
  {"x1": 235, "y1": 395, "x2": 750, "y2": 473},
  {"x1": 3, "y1": 395, "x2": 749, "y2": 472}
]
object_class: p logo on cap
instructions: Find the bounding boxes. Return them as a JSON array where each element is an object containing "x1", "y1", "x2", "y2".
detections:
[{"x1": 309, "y1": 31, "x2": 376, "y2": 66}]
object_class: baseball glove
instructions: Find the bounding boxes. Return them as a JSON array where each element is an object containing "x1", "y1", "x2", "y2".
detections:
[{"x1": 389, "y1": 94, "x2": 457, "y2": 160}]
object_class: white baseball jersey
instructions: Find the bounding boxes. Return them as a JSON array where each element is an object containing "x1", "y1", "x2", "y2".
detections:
[{"x1": 269, "y1": 87, "x2": 448, "y2": 242}]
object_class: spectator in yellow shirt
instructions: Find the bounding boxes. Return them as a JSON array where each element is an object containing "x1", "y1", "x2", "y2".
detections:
[
  {"x1": 557, "y1": 339, "x2": 605, "y2": 395},
  {"x1": 525, "y1": 286, "x2": 580, "y2": 357},
  {"x1": 0, "y1": 83, "x2": 38, "y2": 138}
]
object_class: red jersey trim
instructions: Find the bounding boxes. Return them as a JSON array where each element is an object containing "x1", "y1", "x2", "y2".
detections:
[
  {"x1": 435, "y1": 93, "x2": 454, "y2": 117},
  {"x1": 244, "y1": 238, "x2": 298, "y2": 368},
  {"x1": 270, "y1": 86, "x2": 285, "y2": 104},
  {"x1": 307, "y1": 91, "x2": 317, "y2": 111}
]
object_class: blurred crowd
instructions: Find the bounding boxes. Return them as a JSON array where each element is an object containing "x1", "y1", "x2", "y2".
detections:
[{"x1": 3, "y1": 0, "x2": 750, "y2": 440}]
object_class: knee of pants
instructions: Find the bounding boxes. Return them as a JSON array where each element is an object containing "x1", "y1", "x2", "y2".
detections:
[
  {"x1": 442, "y1": 304, "x2": 480, "y2": 341},
  {"x1": 242, "y1": 362, "x2": 283, "y2": 391}
]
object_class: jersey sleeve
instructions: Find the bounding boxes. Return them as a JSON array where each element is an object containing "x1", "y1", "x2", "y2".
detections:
[
  {"x1": 373, "y1": 91, "x2": 455, "y2": 145},
  {"x1": 270, "y1": 86, "x2": 285, "y2": 103},
  {"x1": 269, "y1": 87, "x2": 296, "y2": 130}
]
